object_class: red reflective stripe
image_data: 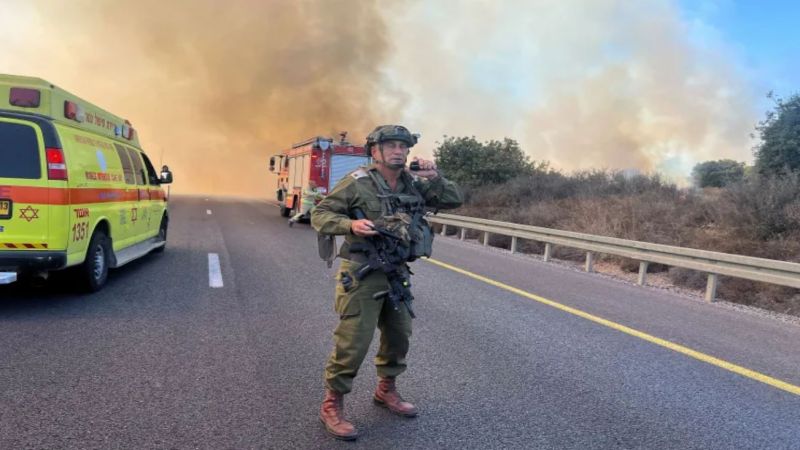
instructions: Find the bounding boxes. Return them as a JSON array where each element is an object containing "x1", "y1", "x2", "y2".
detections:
[
  {"x1": 69, "y1": 188, "x2": 140, "y2": 204},
  {"x1": 1, "y1": 243, "x2": 49, "y2": 249},
  {"x1": 0, "y1": 186, "x2": 51, "y2": 204},
  {"x1": 0, "y1": 186, "x2": 166, "y2": 205},
  {"x1": 51, "y1": 188, "x2": 69, "y2": 205}
]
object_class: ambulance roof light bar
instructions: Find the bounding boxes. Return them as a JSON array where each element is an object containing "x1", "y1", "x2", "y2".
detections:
[
  {"x1": 9, "y1": 87, "x2": 41, "y2": 107},
  {"x1": 63, "y1": 100, "x2": 135, "y2": 140},
  {"x1": 121, "y1": 120, "x2": 135, "y2": 141},
  {"x1": 64, "y1": 100, "x2": 85, "y2": 123}
]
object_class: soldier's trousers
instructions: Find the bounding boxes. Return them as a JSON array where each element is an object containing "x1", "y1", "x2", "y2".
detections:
[{"x1": 325, "y1": 259, "x2": 413, "y2": 394}]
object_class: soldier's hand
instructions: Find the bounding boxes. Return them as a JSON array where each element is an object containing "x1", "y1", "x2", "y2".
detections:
[
  {"x1": 407, "y1": 157, "x2": 439, "y2": 180},
  {"x1": 351, "y1": 219, "x2": 378, "y2": 236}
]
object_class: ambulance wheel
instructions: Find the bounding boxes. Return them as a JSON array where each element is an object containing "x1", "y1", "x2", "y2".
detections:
[
  {"x1": 153, "y1": 215, "x2": 168, "y2": 254},
  {"x1": 280, "y1": 204, "x2": 291, "y2": 217},
  {"x1": 81, "y1": 230, "x2": 110, "y2": 292}
]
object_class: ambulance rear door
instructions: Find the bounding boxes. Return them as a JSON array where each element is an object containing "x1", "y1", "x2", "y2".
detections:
[{"x1": 0, "y1": 117, "x2": 51, "y2": 251}]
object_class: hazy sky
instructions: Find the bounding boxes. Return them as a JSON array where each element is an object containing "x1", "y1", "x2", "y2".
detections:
[{"x1": 1, "y1": 0, "x2": 797, "y2": 195}]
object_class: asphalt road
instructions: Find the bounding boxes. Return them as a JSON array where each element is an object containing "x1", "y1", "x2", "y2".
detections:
[{"x1": 1, "y1": 196, "x2": 799, "y2": 449}]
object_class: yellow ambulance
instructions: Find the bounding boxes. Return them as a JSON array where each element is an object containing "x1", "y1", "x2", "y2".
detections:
[{"x1": 0, "y1": 74, "x2": 173, "y2": 291}]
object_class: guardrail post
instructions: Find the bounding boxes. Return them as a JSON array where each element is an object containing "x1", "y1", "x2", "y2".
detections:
[
  {"x1": 585, "y1": 252, "x2": 594, "y2": 272},
  {"x1": 441, "y1": 224, "x2": 448, "y2": 236},
  {"x1": 705, "y1": 274, "x2": 718, "y2": 302},
  {"x1": 543, "y1": 243, "x2": 552, "y2": 262},
  {"x1": 483, "y1": 232, "x2": 490, "y2": 246},
  {"x1": 638, "y1": 262, "x2": 649, "y2": 286},
  {"x1": 460, "y1": 228, "x2": 467, "y2": 241},
  {"x1": 510, "y1": 236, "x2": 518, "y2": 254}
]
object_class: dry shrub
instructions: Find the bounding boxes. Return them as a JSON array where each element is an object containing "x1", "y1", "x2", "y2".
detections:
[
  {"x1": 518, "y1": 239, "x2": 545, "y2": 254},
  {"x1": 488, "y1": 234, "x2": 511, "y2": 249},
  {"x1": 719, "y1": 173, "x2": 800, "y2": 241},
  {"x1": 668, "y1": 267, "x2": 708, "y2": 290},
  {"x1": 551, "y1": 245, "x2": 585, "y2": 262},
  {"x1": 464, "y1": 229, "x2": 483, "y2": 240},
  {"x1": 445, "y1": 169, "x2": 800, "y2": 316},
  {"x1": 617, "y1": 257, "x2": 669, "y2": 273}
]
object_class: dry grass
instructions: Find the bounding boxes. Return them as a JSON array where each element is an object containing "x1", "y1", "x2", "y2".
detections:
[{"x1": 447, "y1": 171, "x2": 800, "y2": 316}]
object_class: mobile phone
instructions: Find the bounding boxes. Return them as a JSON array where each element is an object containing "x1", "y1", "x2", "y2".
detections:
[{"x1": 409, "y1": 161, "x2": 421, "y2": 171}]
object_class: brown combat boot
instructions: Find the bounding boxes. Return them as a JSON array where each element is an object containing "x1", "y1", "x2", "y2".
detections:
[
  {"x1": 373, "y1": 377, "x2": 418, "y2": 417},
  {"x1": 319, "y1": 389, "x2": 358, "y2": 440}
]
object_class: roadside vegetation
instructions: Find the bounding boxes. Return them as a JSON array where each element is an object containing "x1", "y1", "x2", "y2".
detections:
[{"x1": 433, "y1": 94, "x2": 800, "y2": 316}]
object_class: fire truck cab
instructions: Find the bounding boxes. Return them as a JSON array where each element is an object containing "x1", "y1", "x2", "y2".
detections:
[{"x1": 269, "y1": 133, "x2": 370, "y2": 221}]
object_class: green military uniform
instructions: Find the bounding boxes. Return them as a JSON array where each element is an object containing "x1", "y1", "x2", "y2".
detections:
[{"x1": 311, "y1": 164, "x2": 463, "y2": 394}]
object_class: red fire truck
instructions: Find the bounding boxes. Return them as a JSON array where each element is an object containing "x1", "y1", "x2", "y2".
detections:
[{"x1": 269, "y1": 132, "x2": 371, "y2": 220}]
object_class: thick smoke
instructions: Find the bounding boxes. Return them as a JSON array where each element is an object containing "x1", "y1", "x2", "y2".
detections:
[
  {"x1": 2, "y1": 0, "x2": 761, "y2": 191},
  {"x1": 385, "y1": 0, "x2": 759, "y2": 181},
  {"x1": 2, "y1": 0, "x2": 400, "y2": 196}
]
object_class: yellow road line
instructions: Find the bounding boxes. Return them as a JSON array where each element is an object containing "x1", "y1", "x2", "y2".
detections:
[{"x1": 427, "y1": 258, "x2": 800, "y2": 397}]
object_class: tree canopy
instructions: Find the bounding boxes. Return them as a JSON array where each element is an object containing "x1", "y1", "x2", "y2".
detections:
[
  {"x1": 754, "y1": 93, "x2": 800, "y2": 176},
  {"x1": 433, "y1": 136, "x2": 538, "y2": 186},
  {"x1": 691, "y1": 159, "x2": 746, "y2": 188}
]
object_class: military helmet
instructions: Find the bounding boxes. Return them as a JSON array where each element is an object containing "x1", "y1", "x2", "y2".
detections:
[{"x1": 366, "y1": 125, "x2": 418, "y2": 149}]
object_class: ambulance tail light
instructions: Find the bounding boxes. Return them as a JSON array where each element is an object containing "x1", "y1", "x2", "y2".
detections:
[{"x1": 46, "y1": 148, "x2": 68, "y2": 180}]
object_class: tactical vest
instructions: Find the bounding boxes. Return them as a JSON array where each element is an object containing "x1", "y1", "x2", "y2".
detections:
[{"x1": 365, "y1": 168, "x2": 434, "y2": 262}]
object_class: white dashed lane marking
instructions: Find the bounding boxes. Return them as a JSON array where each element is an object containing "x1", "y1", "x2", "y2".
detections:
[
  {"x1": 207, "y1": 209, "x2": 212, "y2": 215},
  {"x1": 208, "y1": 253, "x2": 223, "y2": 288}
]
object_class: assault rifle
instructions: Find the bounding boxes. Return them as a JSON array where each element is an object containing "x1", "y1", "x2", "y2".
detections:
[{"x1": 349, "y1": 208, "x2": 416, "y2": 318}]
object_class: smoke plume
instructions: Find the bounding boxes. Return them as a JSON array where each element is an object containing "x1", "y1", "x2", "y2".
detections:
[
  {"x1": 2, "y1": 0, "x2": 400, "y2": 196},
  {"x1": 2, "y1": 0, "x2": 761, "y2": 192},
  {"x1": 385, "y1": 0, "x2": 759, "y2": 182}
]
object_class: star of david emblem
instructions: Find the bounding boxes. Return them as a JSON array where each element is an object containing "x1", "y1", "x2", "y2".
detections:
[{"x1": 19, "y1": 205, "x2": 40, "y2": 222}]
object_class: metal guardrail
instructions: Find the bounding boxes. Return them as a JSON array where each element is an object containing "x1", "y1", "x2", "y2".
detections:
[{"x1": 427, "y1": 213, "x2": 800, "y2": 302}]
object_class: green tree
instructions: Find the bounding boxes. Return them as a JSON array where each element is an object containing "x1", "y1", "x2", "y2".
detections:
[
  {"x1": 754, "y1": 93, "x2": 800, "y2": 176},
  {"x1": 433, "y1": 136, "x2": 535, "y2": 186},
  {"x1": 691, "y1": 159, "x2": 746, "y2": 188}
]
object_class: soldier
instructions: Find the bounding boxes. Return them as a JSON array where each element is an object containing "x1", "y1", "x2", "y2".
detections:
[{"x1": 311, "y1": 125, "x2": 463, "y2": 440}]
